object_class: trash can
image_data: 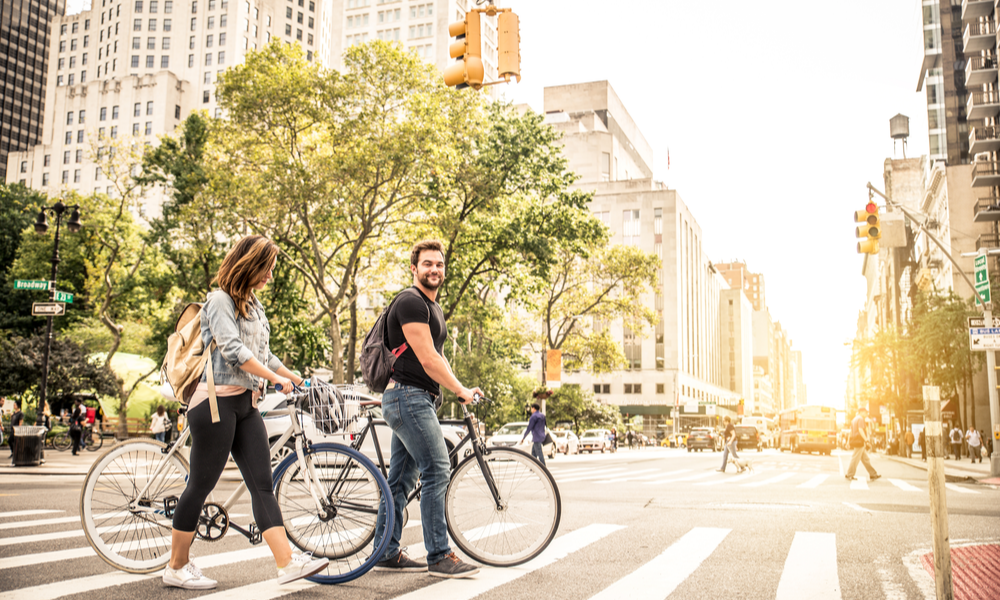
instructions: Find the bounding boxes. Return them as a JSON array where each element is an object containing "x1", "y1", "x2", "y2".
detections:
[{"x1": 11, "y1": 426, "x2": 46, "y2": 466}]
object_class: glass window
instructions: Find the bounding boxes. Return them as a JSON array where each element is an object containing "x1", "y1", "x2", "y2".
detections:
[
  {"x1": 165, "y1": 0, "x2": 173, "y2": 12},
  {"x1": 71, "y1": 38, "x2": 78, "y2": 50},
  {"x1": 135, "y1": 0, "x2": 143, "y2": 11},
  {"x1": 162, "y1": 37, "x2": 171, "y2": 49},
  {"x1": 83, "y1": 34, "x2": 89, "y2": 47},
  {"x1": 133, "y1": 123, "x2": 141, "y2": 135},
  {"x1": 208, "y1": 15, "x2": 215, "y2": 28},
  {"x1": 192, "y1": 17, "x2": 198, "y2": 30},
  {"x1": 150, "y1": 0, "x2": 158, "y2": 12},
  {"x1": 75, "y1": 149, "x2": 83, "y2": 163},
  {"x1": 296, "y1": 28, "x2": 301, "y2": 40},
  {"x1": 62, "y1": 171, "x2": 69, "y2": 183},
  {"x1": 188, "y1": 54, "x2": 195, "y2": 66},
  {"x1": 190, "y1": 35, "x2": 196, "y2": 48},
  {"x1": 60, "y1": 40, "x2": 66, "y2": 52},
  {"x1": 203, "y1": 90, "x2": 210, "y2": 103},
  {"x1": 192, "y1": 0, "x2": 197, "y2": 12},
  {"x1": 61, "y1": 23, "x2": 68, "y2": 35},
  {"x1": 148, "y1": 36, "x2": 156, "y2": 48},
  {"x1": 145, "y1": 122, "x2": 153, "y2": 135},
  {"x1": 205, "y1": 52, "x2": 212, "y2": 65},
  {"x1": 147, "y1": 101, "x2": 154, "y2": 115},
  {"x1": 623, "y1": 209, "x2": 640, "y2": 246},
  {"x1": 111, "y1": 125, "x2": 118, "y2": 138},
  {"x1": 64, "y1": 150, "x2": 71, "y2": 163},
  {"x1": 78, "y1": 110, "x2": 85, "y2": 123},
  {"x1": 175, "y1": 105, "x2": 181, "y2": 118},
  {"x1": 148, "y1": 18, "x2": 157, "y2": 30},
  {"x1": 131, "y1": 55, "x2": 140, "y2": 67},
  {"x1": 77, "y1": 130, "x2": 84, "y2": 143},
  {"x1": 135, "y1": 102, "x2": 142, "y2": 117},
  {"x1": 112, "y1": 105, "x2": 119, "y2": 119},
  {"x1": 161, "y1": 55, "x2": 169, "y2": 67},
  {"x1": 297, "y1": 11, "x2": 303, "y2": 23},
  {"x1": 67, "y1": 111, "x2": 74, "y2": 125},
  {"x1": 134, "y1": 18, "x2": 142, "y2": 30},
  {"x1": 220, "y1": 14, "x2": 227, "y2": 26},
  {"x1": 206, "y1": 33, "x2": 213, "y2": 46},
  {"x1": 44, "y1": 154, "x2": 51, "y2": 167},
  {"x1": 217, "y1": 50, "x2": 224, "y2": 64},
  {"x1": 204, "y1": 71, "x2": 212, "y2": 83},
  {"x1": 164, "y1": 19, "x2": 172, "y2": 31},
  {"x1": 133, "y1": 36, "x2": 141, "y2": 48},
  {"x1": 42, "y1": 173, "x2": 50, "y2": 186},
  {"x1": 146, "y1": 55, "x2": 155, "y2": 67},
  {"x1": 218, "y1": 32, "x2": 225, "y2": 45},
  {"x1": 308, "y1": 16, "x2": 313, "y2": 28}
]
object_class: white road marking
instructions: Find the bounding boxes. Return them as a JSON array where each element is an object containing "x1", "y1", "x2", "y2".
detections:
[
  {"x1": 944, "y1": 483, "x2": 979, "y2": 494},
  {"x1": 0, "y1": 510, "x2": 63, "y2": 519},
  {"x1": 849, "y1": 479, "x2": 869, "y2": 491},
  {"x1": 0, "y1": 516, "x2": 82, "y2": 531},
  {"x1": 393, "y1": 523, "x2": 625, "y2": 600},
  {"x1": 556, "y1": 469, "x2": 628, "y2": 483},
  {"x1": 694, "y1": 471, "x2": 761, "y2": 486},
  {"x1": 775, "y1": 532, "x2": 841, "y2": 600},
  {"x1": 0, "y1": 514, "x2": 248, "y2": 547},
  {"x1": 591, "y1": 469, "x2": 661, "y2": 484},
  {"x1": 742, "y1": 472, "x2": 796, "y2": 487},
  {"x1": 888, "y1": 479, "x2": 921, "y2": 492},
  {"x1": 797, "y1": 474, "x2": 830, "y2": 488},
  {"x1": 0, "y1": 546, "x2": 95, "y2": 571},
  {"x1": 878, "y1": 566, "x2": 909, "y2": 600},
  {"x1": 587, "y1": 527, "x2": 731, "y2": 600},
  {"x1": 842, "y1": 502, "x2": 871, "y2": 513},
  {"x1": 642, "y1": 472, "x2": 716, "y2": 485}
]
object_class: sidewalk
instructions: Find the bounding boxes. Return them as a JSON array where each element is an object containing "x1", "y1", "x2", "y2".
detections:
[
  {"x1": 0, "y1": 443, "x2": 229, "y2": 477},
  {"x1": 886, "y1": 453, "x2": 999, "y2": 485}
]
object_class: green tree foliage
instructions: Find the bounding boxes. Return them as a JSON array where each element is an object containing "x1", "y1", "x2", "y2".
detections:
[
  {"x1": 440, "y1": 350, "x2": 537, "y2": 432},
  {"x1": 0, "y1": 184, "x2": 49, "y2": 335},
  {"x1": 0, "y1": 334, "x2": 118, "y2": 415},
  {"x1": 544, "y1": 385, "x2": 620, "y2": 433}
]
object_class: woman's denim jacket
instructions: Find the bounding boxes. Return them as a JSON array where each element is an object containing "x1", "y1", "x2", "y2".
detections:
[{"x1": 200, "y1": 290, "x2": 285, "y2": 393}]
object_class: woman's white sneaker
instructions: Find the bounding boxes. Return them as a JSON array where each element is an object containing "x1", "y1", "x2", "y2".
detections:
[
  {"x1": 163, "y1": 561, "x2": 218, "y2": 590},
  {"x1": 277, "y1": 551, "x2": 329, "y2": 585}
]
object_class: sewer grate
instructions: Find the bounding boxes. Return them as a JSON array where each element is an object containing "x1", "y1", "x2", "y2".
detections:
[{"x1": 921, "y1": 544, "x2": 1000, "y2": 599}]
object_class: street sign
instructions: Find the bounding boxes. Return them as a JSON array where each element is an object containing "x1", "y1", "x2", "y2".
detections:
[
  {"x1": 14, "y1": 280, "x2": 51, "y2": 291},
  {"x1": 53, "y1": 290, "x2": 73, "y2": 303},
  {"x1": 975, "y1": 255, "x2": 991, "y2": 305},
  {"x1": 31, "y1": 302, "x2": 66, "y2": 317},
  {"x1": 969, "y1": 326, "x2": 1000, "y2": 351},
  {"x1": 968, "y1": 317, "x2": 1000, "y2": 328}
]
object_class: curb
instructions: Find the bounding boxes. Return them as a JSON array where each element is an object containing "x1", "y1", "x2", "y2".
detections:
[{"x1": 886, "y1": 455, "x2": 992, "y2": 484}]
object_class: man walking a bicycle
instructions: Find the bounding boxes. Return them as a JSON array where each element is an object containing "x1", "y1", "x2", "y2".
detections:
[{"x1": 375, "y1": 240, "x2": 483, "y2": 579}]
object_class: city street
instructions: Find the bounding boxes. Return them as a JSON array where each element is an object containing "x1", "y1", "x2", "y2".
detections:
[{"x1": 1, "y1": 446, "x2": 997, "y2": 599}]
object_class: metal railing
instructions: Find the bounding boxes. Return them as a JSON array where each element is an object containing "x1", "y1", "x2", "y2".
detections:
[
  {"x1": 975, "y1": 197, "x2": 1000, "y2": 215},
  {"x1": 967, "y1": 55, "x2": 998, "y2": 75},
  {"x1": 969, "y1": 90, "x2": 1000, "y2": 107},
  {"x1": 973, "y1": 160, "x2": 1000, "y2": 177},
  {"x1": 965, "y1": 20, "x2": 997, "y2": 38},
  {"x1": 977, "y1": 233, "x2": 1000, "y2": 250},
  {"x1": 970, "y1": 125, "x2": 1000, "y2": 145}
]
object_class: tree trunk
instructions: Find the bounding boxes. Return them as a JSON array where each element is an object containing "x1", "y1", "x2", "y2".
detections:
[
  {"x1": 116, "y1": 380, "x2": 129, "y2": 440},
  {"x1": 329, "y1": 312, "x2": 344, "y2": 384},
  {"x1": 346, "y1": 282, "x2": 357, "y2": 384}
]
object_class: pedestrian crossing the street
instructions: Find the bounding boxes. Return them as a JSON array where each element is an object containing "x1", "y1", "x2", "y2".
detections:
[{"x1": 0, "y1": 509, "x2": 901, "y2": 600}]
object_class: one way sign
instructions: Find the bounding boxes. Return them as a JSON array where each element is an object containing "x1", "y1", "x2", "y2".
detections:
[{"x1": 32, "y1": 302, "x2": 66, "y2": 317}]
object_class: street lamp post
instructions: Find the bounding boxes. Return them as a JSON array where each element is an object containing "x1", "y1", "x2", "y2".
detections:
[{"x1": 33, "y1": 201, "x2": 83, "y2": 426}]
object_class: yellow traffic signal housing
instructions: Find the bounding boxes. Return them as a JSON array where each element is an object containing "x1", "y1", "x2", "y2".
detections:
[
  {"x1": 444, "y1": 11, "x2": 484, "y2": 90},
  {"x1": 497, "y1": 11, "x2": 520, "y2": 83},
  {"x1": 855, "y1": 202, "x2": 880, "y2": 254}
]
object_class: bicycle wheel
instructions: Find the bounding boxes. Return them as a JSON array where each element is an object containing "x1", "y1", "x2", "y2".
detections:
[
  {"x1": 80, "y1": 439, "x2": 190, "y2": 573},
  {"x1": 53, "y1": 431, "x2": 72, "y2": 451},
  {"x1": 445, "y1": 447, "x2": 561, "y2": 567},
  {"x1": 272, "y1": 443, "x2": 393, "y2": 585},
  {"x1": 87, "y1": 429, "x2": 104, "y2": 451}
]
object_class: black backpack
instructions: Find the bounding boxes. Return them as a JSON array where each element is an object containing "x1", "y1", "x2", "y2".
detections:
[{"x1": 360, "y1": 288, "x2": 421, "y2": 393}]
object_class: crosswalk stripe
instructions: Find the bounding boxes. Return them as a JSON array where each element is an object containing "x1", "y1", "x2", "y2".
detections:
[
  {"x1": 775, "y1": 532, "x2": 841, "y2": 599},
  {"x1": 0, "y1": 546, "x2": 95, "y2": 571},
  {"x1": 0, "y1": 516, "x2": 82, "y2": 531},
  {"x1": 694, "y1": 471, "x2": 761, "y2": 486},
  {"x1": 393, "y1": 523, "x2": 625, "y2": 600},
  {"x1": 0, "y1": 546, "x2": 273, "y2": 600},
  {"x1": 587, "y1": 527, "x2": 731, "y2": 600},
  {"x1": 642, "y1": 472, "x2": 715, "y2": 485},
  {"x1": 944, "y1": 483, "x2": 979, "y2": 494},
  {"x1": 887, "y1": 479, "x2": 921, "y2": 492},
  {"x1": 0, "y1": 510, "x2": 63, "y2": 519},
  {"x1": 556, "y1": 469, "x2": 627, "y2": 483},
  {"x1": 798, "y1": 474, "x2": 830, "y2": 488},
  {"x1": 546, "y1": 467, "x2": 600, "y2": 477},
  {"x1": 742, "y1": 472, "x2": 796, "y2": 487},
  {"x1": 592, "y1": 469, "x2": 661, "y2": 484},
  {"x1": 849, "y1": 479, "x2": 869, "y2": 491},
  {"x1": 0, "y1": 513, "x2": 249, "y2": 547}
]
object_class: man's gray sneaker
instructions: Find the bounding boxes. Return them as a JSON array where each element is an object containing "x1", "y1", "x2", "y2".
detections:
[
  {"x1": 428, "y1": 552, "x2": 479, "y2": 579},
  {"x1": 375, "y1": 551, "x2": 427, "y2": 572}
]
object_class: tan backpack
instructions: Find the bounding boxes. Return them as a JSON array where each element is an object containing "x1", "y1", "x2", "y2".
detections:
[{"x1": 161, "y1": 303, "x2": 220, "y2": 423}]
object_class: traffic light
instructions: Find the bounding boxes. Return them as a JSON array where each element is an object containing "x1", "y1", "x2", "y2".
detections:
[
  {"x1": 444, "y1": 10, "x2": 484, "y2": 90},
  {"x1": 855, "y1": 201, "x2": 880, "y2": 254},
  {"x1": 496, "y1": 11, "x2": 520, "y2": 83}
]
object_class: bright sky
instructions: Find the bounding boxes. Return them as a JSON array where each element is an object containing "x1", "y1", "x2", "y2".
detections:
[
  {"x1": 64, "y1": 0, "x2": 929, "y2": 407},
  {"x1": 501, "y1": 0, "x2": 929, "y2": 408}
]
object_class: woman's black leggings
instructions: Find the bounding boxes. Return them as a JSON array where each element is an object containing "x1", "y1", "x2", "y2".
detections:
[{"x1": 172, "y1": 390, "x2": 283, "y2": 533}]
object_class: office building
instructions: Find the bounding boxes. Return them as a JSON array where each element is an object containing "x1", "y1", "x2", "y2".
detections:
[
  {"x1": 1, "y1": 0, "x2": 66, "y2": 183},
  {"x1": 714, "y1": 260, "x2": 765, "y2": 312}
]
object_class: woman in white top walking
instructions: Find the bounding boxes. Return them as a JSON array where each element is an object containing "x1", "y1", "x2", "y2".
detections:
[{"x1": 150, "y1": 405, "x2": 170, "y2": 443}]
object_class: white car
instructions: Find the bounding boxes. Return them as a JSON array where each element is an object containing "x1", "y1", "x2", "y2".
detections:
[
  {"x1": 258, "y1": 391, "x2": 467, "y2": 470},
  {"x1": 551, "y1": 430, "x2": 579, "y2": 455},
  {"x1": 488, "y1": 421, "x2": 556, "y2": 459},
  {"x1": 579, "y1": 428, "x2": 612, "y2": 453}
]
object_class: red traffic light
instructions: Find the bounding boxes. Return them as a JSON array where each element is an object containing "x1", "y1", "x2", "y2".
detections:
[{"x1": 865, "y1": 202, "x2": 877, "y2": 214}]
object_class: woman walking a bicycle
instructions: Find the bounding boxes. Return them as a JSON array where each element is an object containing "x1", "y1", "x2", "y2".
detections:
[{"x1": 163, "y1": 235, "x2": 328, "y2": 590}]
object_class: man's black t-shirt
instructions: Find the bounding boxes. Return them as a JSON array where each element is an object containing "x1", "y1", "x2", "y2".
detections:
[
  {"x1": 724, "y1": 423, "x2": 735, "y2": 443},
  {"x1": 386, "y1": 287, "x2": 447, "y2": 396}
]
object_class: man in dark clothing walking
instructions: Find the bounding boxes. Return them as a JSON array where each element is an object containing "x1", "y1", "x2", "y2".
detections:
[
  {"x1": 520, "y1": 403, "x2": 547, "y2": 466},
  {"x1": 919, "y1": 429, "x2": 926, "y2": 462},
  {"x1": 8, "y1": 402, "x2": 23, "y2": 457}
]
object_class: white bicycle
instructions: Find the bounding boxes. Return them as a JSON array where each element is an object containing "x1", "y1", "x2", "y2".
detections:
[{"x1": 78, "y1": 380, "x2": 393, "y2": 584}]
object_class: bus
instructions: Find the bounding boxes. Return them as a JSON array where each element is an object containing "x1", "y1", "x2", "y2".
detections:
[{"x1": 777, "y1": 405, "x2": 837, "y2": 455}]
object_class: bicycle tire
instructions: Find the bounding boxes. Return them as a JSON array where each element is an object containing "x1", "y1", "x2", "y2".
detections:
[
  {"x1": 445, "y1": 446, "x2": 561, "y2": 567},
  {"x1": 272, "y1": 443, "x2": 393, "y2": 585},
  {"x1": 53, "y1": 432, "x2": 72, "y2": 452},
  {"x1": 80, "y1": 439, "x2": 191, "y2": 573},
  {"x1": 86, "y1": 429, "x2": 104, "y2": 451}
]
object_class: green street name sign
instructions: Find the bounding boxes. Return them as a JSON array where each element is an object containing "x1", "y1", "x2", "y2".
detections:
[
  {"x1": 54, "y1": 290, "x2": 74, "y2": 303},
  {"x1": 975, "y1": 255, "x2": 991, "y2": 305},
  {"x1": 14, "y1": 280, "x2": 50, "y2": 291}
]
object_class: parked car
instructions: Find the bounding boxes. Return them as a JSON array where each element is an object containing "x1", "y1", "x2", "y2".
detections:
[
  {"x1": 686, "y1": 428, "x2": 719, "y2": 452},
  {"x1": 259, "y1": 390, "x2": 466, "y2": 470},
  {"x1": 551, "y1": 430, "x2": 579, "y2": 455},
  {"x1": 578, "y1": 428, "x2": 612, "y2": 453},
  {"x1": 488, "y1": 421, "x2": 556, "y2": 458},
  {"x1": 734, "y1": 425, "x2": 762, "y2": 452},
  {"x1": 661, "y1": 432, "x2": 688, "y2": 448}
]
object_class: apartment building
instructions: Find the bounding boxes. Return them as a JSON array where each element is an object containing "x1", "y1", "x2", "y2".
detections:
[{"x1": 714, "y1": 261, "x2": 765, "y2": 312}]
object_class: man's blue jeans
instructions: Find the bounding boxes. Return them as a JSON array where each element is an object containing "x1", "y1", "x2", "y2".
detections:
[
  {"x1": 530, "y1": 441, "x2": 546, "y2": 466},
  {"x1": 375, "y1": 383, "x2": 452, "y2": 565},
  {"x1": 720, "y1": 439, "x2": 739, "y2": 470}
]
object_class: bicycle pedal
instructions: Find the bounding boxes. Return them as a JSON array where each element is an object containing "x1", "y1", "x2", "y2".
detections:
[
  {"x1": 248, "y1": 522, "x2": 262, "y2": 545},
  {"x1": 163, "y1": 495, "x2": 179, "y2": 518}
]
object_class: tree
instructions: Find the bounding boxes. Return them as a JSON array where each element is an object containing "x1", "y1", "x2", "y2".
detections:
[
  {"x1": 0, "y1": 184, "x2": 49, "y2": 335},
  {"x1": 544, "y1": 385, "x2": 620, "y2": 434},
  {"x1": 209, "y1": 41, "x2": 453, "y2": 382},
  {"x1": 853, "y1": 326, "x2": 909, "y2": 424},
  {"x1": 0, "y1": 334, "x2": 118, "y2": 416}
]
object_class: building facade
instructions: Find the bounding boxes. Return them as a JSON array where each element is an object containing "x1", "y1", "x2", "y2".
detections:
[
  {"x1": 1, "y1": 0, "x2": 66, "y2": 183},
  {"x1": 714, "y1": 260, "x2": 765, "y2": 312}
]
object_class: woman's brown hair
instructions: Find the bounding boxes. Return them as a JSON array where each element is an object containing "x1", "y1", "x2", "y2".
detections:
[
  {"x1": 156, "y1": 405, "x2": 165, "y2": 416},
  {"x1": 214, "y1": 235, "x2": 279, "y2": 319}
]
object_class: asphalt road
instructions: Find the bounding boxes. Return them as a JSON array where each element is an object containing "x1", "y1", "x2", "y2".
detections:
[{"x1": 1, "y1": 446, "x2": 997, "y2": 599}]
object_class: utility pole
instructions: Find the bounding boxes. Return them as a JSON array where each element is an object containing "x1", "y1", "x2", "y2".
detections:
[{"x1": 923, "y1": 385, "x2": 953, "y2": 600}]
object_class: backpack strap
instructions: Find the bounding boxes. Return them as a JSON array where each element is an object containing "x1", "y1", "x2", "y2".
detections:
[{"x1": 202, "y1": 341, "x2": 220, "y2": 423}]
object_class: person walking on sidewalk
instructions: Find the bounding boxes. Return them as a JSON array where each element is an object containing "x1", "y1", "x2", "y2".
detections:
[
  {"x1": 966, "y1": 427, "x2": 983, "y2": 464},
  {"x1": 150, "y1": 405, "x2": 170, "y2": 443},
  {"x1": 164, "y1": 235, "x2": 328, "y2": 590},
  {"x1": 845, "y1": 407, "x2": 881, "y2": 482},
  {"x1": 717, "y1": 416, "x2": 740, "y2": 473},
  {"x1": 8, "y1": 402, "x2": 23, "y2": 457},
  {"x1": 69, "y1": 399, "x2": 84, "y2": 456},
  {"x1": 903, "y1": 429, "x2": 914, "y2": 458},
  {"x1": 919, "y1": 429, "x2": 926, "y2": 462},
  {"x1": 520, "y1": 403, "x2": 547, "y2": 466},
  {"x1": 374, "y1": 240, "x2": 482, "y2": 579},
  {"x1": 950, "y1": 424, "x2": 964, "y2": 460}
]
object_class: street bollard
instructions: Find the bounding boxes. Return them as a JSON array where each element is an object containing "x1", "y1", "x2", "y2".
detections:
[{"x1": 923, "y1": 386, "x2": 953, "y2": 600}]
